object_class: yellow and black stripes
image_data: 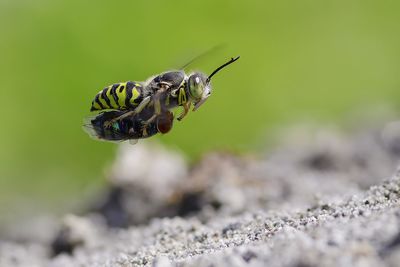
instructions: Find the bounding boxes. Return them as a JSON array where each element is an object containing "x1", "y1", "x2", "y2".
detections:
[{"x1": 90, "y1": 82, "x2": 144, "y2": 111}]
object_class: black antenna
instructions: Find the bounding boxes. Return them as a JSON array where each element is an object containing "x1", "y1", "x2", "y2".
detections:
[{"x1": 206, "y1": 56, "x2": 240, "y2": 84}]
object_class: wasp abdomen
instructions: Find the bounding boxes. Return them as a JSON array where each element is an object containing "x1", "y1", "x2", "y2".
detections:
[{"x1": 90, "y1": 82, "x2": 144, "y2": 111}]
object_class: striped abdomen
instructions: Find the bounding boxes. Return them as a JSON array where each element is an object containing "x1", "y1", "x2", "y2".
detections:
[{"x1": 90, "y1": 81, "x2": 144, "y2": 111}]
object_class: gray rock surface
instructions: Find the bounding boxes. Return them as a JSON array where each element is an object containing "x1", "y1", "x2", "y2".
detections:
[{"x1": 1, "y1": 125, "x2": 400, "y2": 267}]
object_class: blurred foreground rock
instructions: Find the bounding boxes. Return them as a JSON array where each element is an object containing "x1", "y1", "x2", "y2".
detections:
[{"x1": 1, "y1": 123, "x2": 400, "y2": 267}]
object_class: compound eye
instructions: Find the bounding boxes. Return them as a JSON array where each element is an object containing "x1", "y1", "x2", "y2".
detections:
[
  {"x1": 188, "y1": 75, "x2": 204, "y2": 99},
  {"x1": 190, "y1": 76, "x2": 201, "y2": 88}
]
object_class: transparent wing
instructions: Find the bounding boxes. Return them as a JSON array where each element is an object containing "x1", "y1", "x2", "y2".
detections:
[
  {"x1": 179, "y1": 44, "x2": 226, "y2": 71},
  {"x1": 129, "y1": 139, "x2": 138, "y2": 145}
]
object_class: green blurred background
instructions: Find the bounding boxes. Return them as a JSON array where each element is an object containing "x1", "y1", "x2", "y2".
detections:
[{"x1": 1, "y1": 0, "x2": 400, "y2": 221}]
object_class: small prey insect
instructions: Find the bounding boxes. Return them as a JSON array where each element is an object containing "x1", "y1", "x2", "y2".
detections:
[{"x1": 83, "y1": 108, "x2": 173, "y2": 144}]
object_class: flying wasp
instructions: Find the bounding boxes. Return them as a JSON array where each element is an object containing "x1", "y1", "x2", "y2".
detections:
[{"x1": 89, "y1": 56, "x2": 240, "y2": 130}]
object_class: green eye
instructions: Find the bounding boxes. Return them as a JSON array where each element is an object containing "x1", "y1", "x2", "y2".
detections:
[{"x1": 188, "y1": 75, "x2": 204, "y2": 99}]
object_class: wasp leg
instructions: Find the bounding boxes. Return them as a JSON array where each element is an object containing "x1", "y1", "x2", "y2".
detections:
[
  {"x1": 143, "y1": 100, "x2": 161, "y2": 125},
  {"x1": 142, "y1": 127, "x2": 149, "y2": 137},
  {"x1": 177, "y1": 102, "x2": 191, "y2": 121},
  {"x1": 145, "y1": 86, "x2": 167, "y2": 124},
  {"x1": 140, "y1": 90, "x2": 167, "y2": 136},
  {"x1": 144, "y1": 114, "x2": 157, "y2": 126},
  {"x1": 104, "y1": 96, "x2": 152, "y2": 128}
]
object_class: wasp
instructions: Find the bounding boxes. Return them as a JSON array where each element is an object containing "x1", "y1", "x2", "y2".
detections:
[
  {"x1": 89, "y1": 56, "x2": 240, "y2": 131},
  {"x1": 83, "y1": 107, "x2": 174, "y2": 143}
]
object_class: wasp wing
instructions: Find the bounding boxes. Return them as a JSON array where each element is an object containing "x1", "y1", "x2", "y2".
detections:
[
  {"x1": 179, "y1": 45, "x2": 226, "y2": 71},
  {"x1": 129, "y1": 139, "x2": 138, "y2": 145}
]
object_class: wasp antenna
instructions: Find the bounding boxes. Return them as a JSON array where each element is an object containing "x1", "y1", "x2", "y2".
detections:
[{"x1": 206, "y1": 56, "x2": 240, "y2": 84}]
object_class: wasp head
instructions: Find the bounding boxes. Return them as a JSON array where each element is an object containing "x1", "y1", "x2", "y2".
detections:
[
  {"x1": 188, "y1": 56, "x2": 240, "y2": 111},
  {"x1": 187, "y1": 73, "x2": 211, "y2": 111}
]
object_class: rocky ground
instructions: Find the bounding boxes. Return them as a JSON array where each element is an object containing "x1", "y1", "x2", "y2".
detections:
[{"x1": 1, "y1": 122, "x2": 400, "y2": 267}]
